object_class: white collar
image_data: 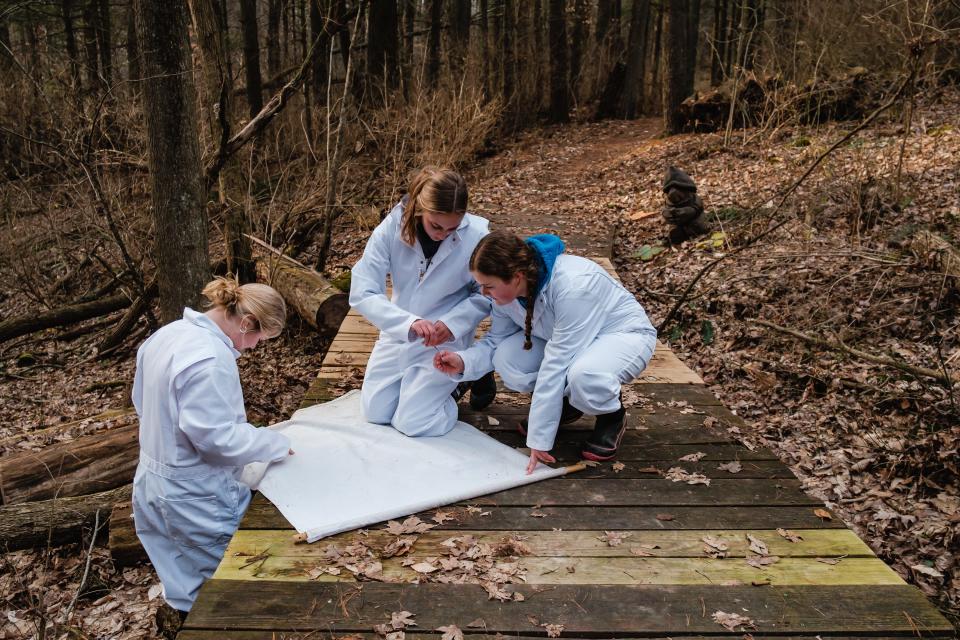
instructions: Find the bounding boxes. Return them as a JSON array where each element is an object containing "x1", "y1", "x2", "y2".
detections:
[{"x1": 183, "y1": 307, "x2": 241, "y2": 358}]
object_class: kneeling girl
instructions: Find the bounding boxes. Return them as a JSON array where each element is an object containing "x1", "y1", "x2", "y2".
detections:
[{"x1": 435, "y1": 230, "x2": 657, "y2": 472}]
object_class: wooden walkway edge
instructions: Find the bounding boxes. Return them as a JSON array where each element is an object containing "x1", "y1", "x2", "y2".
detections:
[{"x1": 180, "y1": 257, "x2": 954, "y2": 639}]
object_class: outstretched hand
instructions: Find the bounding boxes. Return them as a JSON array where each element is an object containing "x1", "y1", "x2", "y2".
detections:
[
  {"x1": 433, "y1": 351, "x2": 465, "y2": 375},
  {"x1": 526, "y1": 449, "x2": 556, "y2": 475}
]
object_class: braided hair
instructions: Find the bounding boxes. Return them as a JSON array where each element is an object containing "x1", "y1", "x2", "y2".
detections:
[{"x1": 470, "y1": 230, "x2": 541, "y2": 350}]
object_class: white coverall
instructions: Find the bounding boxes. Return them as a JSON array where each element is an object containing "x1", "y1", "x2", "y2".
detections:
[
  {"x1": 456, "y1": 254, "x2": 658, "y2": 451},
  {"x1": 350, "y1": 201, "x2": 490, "y2": 436},
  {"x1": 131, "y1": 308, "x2": 291, "y2": 611}
]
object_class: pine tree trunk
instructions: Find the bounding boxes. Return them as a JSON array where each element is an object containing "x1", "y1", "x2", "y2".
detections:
[
  {"x1": 125, "y1": 0, "x2": 140, "y2": 88},
  {"x1": 649, "y1": 1, "x2": 663, "y2": 112},
  {"x1": 309, "y1": 0, "x2": 330, "y2": 122},
  {"x1": 569, "y1": 0, "x2": 587, "y2": 97},
  {"x1": 502, "y1": 0, "x2": 514, "y2": 103},
  {"x1": 710, "y1": 0, "x2": 727, "y2": 85},
  {"x1": 83, "y1": 0, "x2": 101, "y2": 90},
  {"x1": 448, "y1": 0, "x2": 471, "y2": 79},
  {"x1": 240, "y1": 0, "x2": 265, "y2": 118},
  {"x1": 404, "y1": 0, "x2": 415, "y2": 83},
  {"x1": 134, "y1": 0, "x2": 210, "y2": 324},
  {"x1": 426, "y1": 0, "x2": 442, "y2": 88},
  {"x1": 62, "y1": 0, "x2": 83, "y2": 91},
  {"x1": 547, "y1": 0, "x2": 569, "y2": 122},
  {"x1": 683, "y1": 0, "x2": 700, "y2": 94},
  {"x1": 479, "y1": 0, "x2": 489, "y2": 97},
  {"x1": 662, "y1": 0, "x2": 689, "y2": 134}
]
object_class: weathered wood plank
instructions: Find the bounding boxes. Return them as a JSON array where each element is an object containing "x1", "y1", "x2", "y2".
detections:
[
  {"x1": 183, "y1": 583, "x2": 954, "y2": 634},
  {"x1": 215, "y1": 554, "x2": 903, "y2": 586},
  {"x1": 179, "y1": 634, "x2": 948, "y2": 640},
  {"x1": 564, "y1": 460, "x2": 796, "y2": 479},
  {"x1": 224, "y1": 528, "x2": 875, "y2": 559},
  {"x1": 241, "y1": 498, "x2": 845, "y2": 531}
]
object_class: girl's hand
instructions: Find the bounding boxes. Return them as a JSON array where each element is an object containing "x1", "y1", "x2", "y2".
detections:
[
  {"x1": 526, "y1": 449, "x2": 556, "y2": 475},
  {"x1": 411, "y1": 319, "x2": 436, "y2": 344},
  {"x1": 428, "y1": 320, "x2": 453, "y2": 346},
  {"x1": 433, "y1": 351, "x2": 465, "y2": 375}
]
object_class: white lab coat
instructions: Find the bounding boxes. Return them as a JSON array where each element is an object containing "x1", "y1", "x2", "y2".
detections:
[
  {"x1": 456, "y1": 254, "x2": 657, "y2": 451},
  {"x1": 350, "y1": 201, "x2": 490, "y2": 436},
  {"x1": 131, "y1": 308, "x2": 290, "y2": 611}
]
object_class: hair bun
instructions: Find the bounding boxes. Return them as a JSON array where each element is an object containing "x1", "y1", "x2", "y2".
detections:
[{"x1": 202, "y1": 276, "x2": 242, "y2": 310}]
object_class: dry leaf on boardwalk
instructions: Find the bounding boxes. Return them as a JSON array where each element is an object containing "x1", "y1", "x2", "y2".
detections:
[
  {"x1": 655, "y1": 513, "x2": 675, "y2": 521},
  {"x1": 712, "y1": 611, "x2": 757, "y2": 632},
  {"x1": 678, "y1": 451, "x2": 706, "y2": 462},
  {"x1": 746, "y1": 534, "x2": 768, "y2": 555},
  {"x1": 629, "y1": 544, "x2": 659, "y2": 556},
  {"x1": 530, "y1": 509, "x2": 548, "y2": 518},
  {"x1": 542, "y1": 623, "x2": 565, "y2": 637},
  {"x1": 717, "y1": 460, "x2": 742, "y2": 473},
  {"x1": 437, "y1": 625, "x2": 463, "y2": 640},
  {"x1": 597, "y1": 531, "x2": 631, "y2": 547},
  {"x1": 410, "y1": 561, "x2": 438, "y2": 574},
  {"x1": 817, "y1": 556, "x2": 844, "y2": 565},
  {"x1": 813, "y1": 508, "x2": 833, "y2": 521},
  {"x1": 702, "y1": 535, "x2": 729, "y2": 558},
  {"x1": 385, "y1": 516, "x2": 436, "y2": 535},
  {"x1": 665, "y1": 466, "x2": 711, "y2": 485},
  {"x1": 432, "y1": 510, "x2": 455, "y2": 525},
  {"x1": 746, "y1": 555, "x2": 780, "y2": 568},
  {"x1": 487, "y1": 416, "x2": 500, "y2": 426},
  {"x1": 612, "y1": 461, "x2": 626, "y2": 472},
  {"x1": 381, "y1": 536, "x2": 417, "y2": 558},
  {"x1": 776, "y1": 528, "x2": 803, "y2": 543},
  {"x1": 466, "y1": 619, "x2": 486, "y2": 628}
]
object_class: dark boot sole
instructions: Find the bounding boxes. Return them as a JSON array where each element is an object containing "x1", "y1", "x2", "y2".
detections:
[{"x1": 580, "y1": 414, "x2": 628, "y2": 461}]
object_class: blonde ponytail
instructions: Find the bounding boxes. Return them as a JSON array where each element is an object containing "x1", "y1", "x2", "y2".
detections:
[{"x1": 202, "y1": 276, "x2": 287, "y2": 338}]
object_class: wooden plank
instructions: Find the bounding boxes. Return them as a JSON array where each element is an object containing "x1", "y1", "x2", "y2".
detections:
[
  {"x1": 223, "y1": 528, "x2": 875, "y2": 559},
  {"x1": 634, "y1": 383, "x2": 725, "y2": 406},
  {"x1": 528, "y1": 443, "x2": 777, "y2": 461},
  {"x1": 241, "y1": 499, "x2": 846, "y2": 530},
  {"x1": 215, "y1": 554, "x2": 903, "y2": 587},
  {"x1": 183, "y1": 583, "x2": 954, "y2": 634},
  {"x1": 565, "y1": 460, "x2": 796, "y2": 479},
  {"x1": 180, "y1": 633, "x2": 949, "y2": 640}
]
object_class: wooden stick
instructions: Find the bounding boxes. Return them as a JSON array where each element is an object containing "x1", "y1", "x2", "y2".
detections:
[{"x1": 750, "y1": 319, "x2": 953, "y2": 388}]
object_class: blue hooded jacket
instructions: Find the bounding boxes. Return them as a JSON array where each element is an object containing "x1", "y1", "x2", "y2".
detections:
[{"x1": 518, "y1": 234, "x2": 566, "y2": 308}]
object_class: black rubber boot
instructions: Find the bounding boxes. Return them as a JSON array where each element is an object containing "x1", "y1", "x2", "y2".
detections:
[
  {"x1": 451, "y1": 381, "x2": 472, "y2": 402},
  {"x1": 518, "y1": 397, "x2": 584, "y2": 436},
  {"x1": 469, "y1": 371, "x2": 497, "y2": 410},
  {"x1": 580, "y1": 404, "x2": 627, "y2": 461}
]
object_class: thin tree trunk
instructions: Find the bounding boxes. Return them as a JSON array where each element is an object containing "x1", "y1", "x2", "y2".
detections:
[
  {"x1": 125, "y1": 0, "x2": 140, "y2": 89},
  {"x1": 480, "y1": 0, "x2": 489, "y2": 96},
  {"x1": 683, "y1": 0, "x2": 701, "y2": 95},
  {"x1": 710, "y1": 0, "x2": 726, "y2": 85},
  {"x1": 650, "y1": 1, "x2": 663, "y2": 112},
  {"x1": 448, "y1": 0, "x2": 471, "y2": 79},
  {"x1": 547, "y1": 0, "x2": 569, "y2": 122},
  {"x1": 502, "y1": 0, "x2": 514, "y2": 103},
  {"x1": 0, "y1": 15, "x2": 11, "y2": 73},
  {"x1": 135, "y1": 0, "x2": 210, "y2": 323},
  {"x1": 268, "y1": 0, "x2": 282, "y2": 77},
  {"x1": 569, "y1": 0, "x2": 587, "y2": 98},
  {"x1": 240, "y1": 0, "x2": 265, "y2": 117},
  {"x1": 404, "y1": 0, "x2": 415, "y2": 85},
  {"x1": 619, "y1": 0, "x2": 651, "y2": 118},
  {"x1": 367, "y1": 0, "x2": 399, "y2": 101},
  {"x1": 596, "y1": 0, "x2": 612, "y2": 43},
  {"x1": 97, "y1": 0, "x2": 112, "y2": 86},
  {"x1": 724, "y1": 0, "x2": 738, "y2": 73},
  {"x1": 309, "y1": 0, "x2": 330, "y2": 126},
  {"x1": 83, "y1": 0, "x2": 101, "y2": 90},
  {"x1": 662, "y1": 0, "x2": 689, "y2": 134},
  {"x1": 426, "y1": 0, "x2": 442, "y2": 88},
  {"x1": 62, "y1": 0, "x2": 83, "y2": 91}
]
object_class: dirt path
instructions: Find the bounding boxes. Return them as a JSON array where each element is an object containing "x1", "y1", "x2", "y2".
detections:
[{"x1": 468, "y1": 118, "x2": 662, "y2": 255}]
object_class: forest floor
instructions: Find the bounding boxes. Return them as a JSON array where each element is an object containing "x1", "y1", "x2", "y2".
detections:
[{"x1": 2, "y1": 87, "x2": 959, "y2": 637}]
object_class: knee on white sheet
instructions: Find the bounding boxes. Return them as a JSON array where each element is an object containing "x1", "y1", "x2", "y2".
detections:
[
  {"x1": 361, "y1": 385, "x2": 398, "y2": 425},
  {"x1": 393, "y1": 400, "x2": 456, "y2": 437},
  {"x1": 566, "y1": 366, "x2": 621, "y2": 414}
]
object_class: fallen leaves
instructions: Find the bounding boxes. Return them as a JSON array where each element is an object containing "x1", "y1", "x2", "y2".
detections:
[
  {"x1": 776, "y1": 528, "x2": 803, "y2": 543},
  {"x1": 746, "y1": 534, "x2": 768, "y2": 555},
  {"x1": 711, "y1": 610, "x2": 757, "y2": 632},
  {"x1": 665, "y1": 467, "x2": 711, "y2": 485},
  {"x1": 436, "y1": 625, "x2": 463, "y2": 640},
  {"x1": 678, "y1": 451, "x2": 707, "y2": 462},
  {"x1": 701, "y1": 535, "x2": 729, "y2": 558},
  {"x1": 813, "y1": 508, "x2": 833, "y2": 521},
  {"x1": 385, "y1": 516, "x2": 436, "y2": 535},
  {"x1": 717, "y1": 460, "x2": 742, "y2": 473},
  {"x1": 542, "y1": 623, "x2": 565, "y2": 637},
  {"x1": 597, "y1": 531, "x2": 631, "y2": 547},
  {"x1": 432, "y1": 510, "x2": 455, "y2": 525},
  {"x1": 612, "y1": 461, "x2": 626, "y2": 472},
  {"x1": 746, "y1": 555, "x2": 781, "y2": 568},
  {"x1": 629, "y1": 544, "x2": 659, "y2": 556}
]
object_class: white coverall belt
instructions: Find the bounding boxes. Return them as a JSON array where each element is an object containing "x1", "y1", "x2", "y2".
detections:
[{"x1": 138, "y1": 451, "x2": 223, "y2": 480}]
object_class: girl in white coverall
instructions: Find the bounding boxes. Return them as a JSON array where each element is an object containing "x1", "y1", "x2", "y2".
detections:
[
  {"x1": 350, "y1": 167, "x2": 495, "y2": 437},
  {"x1": 434, "y1": 230, "x2": 657, "y2": 473},
  {"x1": 132, "y1": 277, "x2": 293, "y2": 613}
]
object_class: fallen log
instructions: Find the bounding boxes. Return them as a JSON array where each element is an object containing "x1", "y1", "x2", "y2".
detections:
[
  {"x1": 0, "y1": 484, "x2": 130, "y2": 552},
  {"x1": 250, "y1": 236, "x2": 350, "y2": 336},
  {"x1": 0, "y1": 290, "x2": 133, "y2": 344},
  {"x1": 109, "y1": 499, "x2": 147, "y2": 566},
  {"x1": 0, "y1": 422, "x2": 138, "y2": 505}
]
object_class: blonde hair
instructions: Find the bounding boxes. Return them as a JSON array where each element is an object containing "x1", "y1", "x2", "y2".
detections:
[
  {"x1": 202, "y1": 276, "x2": 287, "y2": 338},
  {"x1": 400, "y1": 166, "x2": 468, "y2": 246}
]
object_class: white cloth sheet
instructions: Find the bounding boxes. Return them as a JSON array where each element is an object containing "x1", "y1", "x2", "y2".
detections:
[{"x1": 241, "y1": 390, "x2": 566, "y2": 542}]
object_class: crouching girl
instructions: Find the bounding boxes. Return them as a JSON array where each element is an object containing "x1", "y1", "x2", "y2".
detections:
[
  {"x1": 132, "y1": 277, "x2": 293, "y2": 613},
  {"x1": 350, "y1": 167, "x2": 496, "y2": 437},
  {"x1": 434, "y1": 231, "x2": 657, "y2": 472}
]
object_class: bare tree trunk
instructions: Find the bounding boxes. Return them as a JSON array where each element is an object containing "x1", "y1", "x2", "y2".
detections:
[
  {"x1": 736, "y1": 0, "x2": 758, "y2": 71},
  {"x1": 710, "y1": 0, "x2": 727, "y2": 85},
  {"x1": 309, "y1": 0, "x2": 330, "y2": 127},
  {"x1": 569, "y1": 0, "x2": 587, "y2": 98},
  {"x1": 62, "y1": 0, "x2": 83, "y2": 91},
  {"x1": 724, "y1": 0, "x2": 738, "y2": 73},
  {"x1": 663, "y1": 0, "x2": 689, "y2": 134},
  {"x1": 547, "y1": 0, "x2": 569, "y2": 122},
  {"x1": 267, "y1": 0, "x2": 282, "y2": 77},
  {"x1": 448, "y1": 0, "x2": 471, "y2": 79},
  {"x1": 97, "y1": 0, "x2": 112, "y2": 86},
  {"x1": 240, "y1": 0, "x2": 265, "y2": 118},
  {"x1": 135, "y1": 0, "x2": 210, "y2": 323},
  {"x1": 0, "y1": 15, "x2": 11, "y2": 73},
  {"x1": 480, "y1": 0, "x2": 489, "y2": 97},
  {"x1": 83, "y1": 0, "x2": 101, "y2": 90},
  {"x1": 502, "y1": 0, "x2": 514, "y2": 103},
  {"x1": 426, "y1": 0, "x2": 442, "y2": 88},
  {"x1": 367, "y1": 0, "x2": 399, "y2": 102},
  {"x1": 125, "y1": 0, "x2": 140, "y2": 88},
  {"x1": 683, "y1": 0, "x2": 701, "y2": 94},
  {"x1": 619, "y1": 0, "x2": 651, "y2": 118},
  {"x1": 403, "y1": 0, "x2": 415, "y2": 85},
  {"x1": 649, "y1": 1, "x2": 663, "y2": 113}
]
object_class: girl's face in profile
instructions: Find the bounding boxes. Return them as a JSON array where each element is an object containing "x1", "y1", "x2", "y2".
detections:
[
  {"x1": 472, "y1": 270, "x2": 525, "y2": 305},
  {"x1": 420, "y1": 210, "x2": 463, "y2": 242}
]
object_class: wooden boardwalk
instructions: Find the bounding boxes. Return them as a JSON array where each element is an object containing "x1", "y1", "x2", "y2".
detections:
[{"x1": 179, "y1": 254, "x2": 953, "y2": 638}]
